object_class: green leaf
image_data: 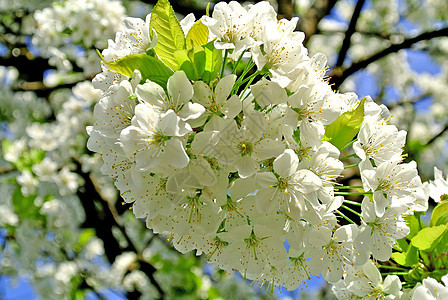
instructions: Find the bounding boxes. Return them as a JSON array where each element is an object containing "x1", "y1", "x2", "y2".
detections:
[
  {"x1": 431, "y1": 200, "x2": 448, "y2": 226},
  {"x1": 202, "y1": 41, "x2": 222, "y2": 83},
  {"x1": 12, "y1": 186, "x2": 38, "y2": 219},
  {"x1": 174, "y1": 46, "x2": 206, "y2": 81},
  {"x1": 150, "y1": 0, "x2": 186, "y2": 70},
  {"x1": 397, "y1": 238, "x2": 409, "y2": 252},
  {"x1": 323, "y1": 97, "x2": 366, "y2": 150},
  {"x1": 99, "y1": 52, "x2": 173, "y2": 87},
  {"x1": 392, "y1": 244, "x2": 419, "y2": 267},
  {"x1": 435, "y1": 211, "x2": 448, "y2": 226},
  {"x1": 78, "y1": 228, "x2": 96, "y2": 247},
  {"x1": 411, "y1": 224, "x2": 447, "y2": 251},
  {"x1": 405, "y1": 213, "x2": 422, "y2": 240},
  {"x1": 186, "y1": 20, "x2": 209, "y2": 49},
  {"x1": 434, "y1": 230, "x2": 448, "y2": 255},
  {"x1": 428, "y1": 269, "x2": 448, "y2": 282}
]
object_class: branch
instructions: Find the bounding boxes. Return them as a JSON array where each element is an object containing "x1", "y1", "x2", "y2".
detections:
[
  {"x1": 387, "y1": 93, "x2": 431, "y2": 110},
  {"x1": 277, "y1": 0, "x2": 294, "y2": 20},
  {"x1": 334, "y1": 0, "x2": 366, "y2": 67},
  {"x1": 298, "y1": 0, "x2": 338, "y2": 46},
  {"x1": 317, "y1": 28, "x2": 397, "y2": 41},
  {"x1": 73, "y1": 161, "x2": 164, "y2": 299},
  {"x1": 424, "y1": 124, "x2": 448, "y2": 147},
  {"x1": 136, "y1": 0, "x2": 211, "y2": 19},
  {"x1": 330, "y1": 26, "x2": 448, "y2": 89}
]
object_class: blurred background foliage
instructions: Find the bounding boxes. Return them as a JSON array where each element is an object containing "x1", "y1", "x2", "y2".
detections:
[{"x1": 0, "y1": 0, "x2": 447, "y2": 298}]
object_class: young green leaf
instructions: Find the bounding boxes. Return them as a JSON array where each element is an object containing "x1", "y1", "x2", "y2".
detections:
[
  {"x1": 323, "y1": 97, "x2": 366, "y2": 150},
  {"x1": 411, "y1": 224, "x2": 447, "y2": 251},
  {"x1": 186, "y1": 20, "x2": 209, "y2": 49},
  {"x1": 391, "y1": 244, "x2": 419, "y2": 267},
  {"x1": 12, "y1": 186, "x2": 39, "y2": 219},
  {"x1": 430, "y1": 200, "x2": 448, "y2": 226},
  {"x1": 405, "y1": 213, "x2": 423, "y2": 240},
  {"x1": 150, "y1": 0, "x2": 186, "y2": 70},
  {"x1": 99, "y1": 52, "x2": 173, "y2": 87},
  {"x1": 174, "y1": 47, "x2": 206, "y2": 81},
  {"x1": 202, "y1": 41, "x2": 222, "y2": 83}
]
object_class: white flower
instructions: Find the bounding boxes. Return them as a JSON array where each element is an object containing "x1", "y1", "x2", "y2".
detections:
[
  {"x1": 255, "y1": 149, "x2": 322, "y2": 213},
  {"x1": 17, "y1": 170, "x2": 38, "y2": 196},
  {"x1": 202, "y1": 1, "x2": 254, "y2": 57},
  {"x1": 55, "y1": 167, "x2": 81, "y2": 196},
  {"x1": 298, "y1": 142, "x2": 344, "y2": 205},
  {"x1": 284, "y1": 83, "x2": 341, "y2": 147},
  {"x1": 195, "y1": 119, "x2": 284, "y2": 178},
  {"x1": 355, "y1": 197, "x2": 410, "y2": 262},
  {"x1": 136, "y1": 71, "x2": 205, "y2": 121},
  {"x1": 32, "y1": 157, "x2": 58, "y2": 181},
  {"x1": 424, "y1": 167, "x2": 448, "y2": 202},
  {"x1": 361, "y1": 157, "x2": 422, "y2": 217},
  {"x1": 191, "y1": 74, "x2": 241, "y2": 126},
  {"x1": 353, "y1": 115, "x2": 406, "y2": 166},
  {"x1": 92, "y1": 71, "x2": 141, "y2": 138},
  {"x1": 308, "y1": 224, "x2": 358, "y2": 283},
  {"x1": 219, "y1": 224, "x2": 286, "y2": 279},
  {"x1": 55, "y1": 262, "x2": 78, "y2": 284},
  {"x1": 251, "y1": 18, "x2": 308, "y2": 86},
  {"x1": 411, "y1": 275, "x2": 448, "y2": 300},
  {"x1": 345, "y1": 260, "x2": 402, "y2": 299},
  {"x1": 120, "y1": 104, "x2": 191, "y2": 171}
]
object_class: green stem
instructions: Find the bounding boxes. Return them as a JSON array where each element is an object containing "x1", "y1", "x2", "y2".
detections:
[
  {"x1": 220, "y1": 49, "x2": 229, "y2": 77},
  {"x1": 334, "y1": 186, "x2": 363, "y2": 190},
  {"x1": 340, "y1": 153, "x2": 359, "y2": 160},
  {"x1": 381, "y1": 272, "x2": 409, "y2": 276},
  {"x1": 232, "y1": 50, "x2": 246, "y2": 74},
  {"x1": 241, "y1": 78, "x2": 255, "y2": 100},
  {"x1": 378, "y1": 265, "x2": 409, "y2": 271},
  {"x1": 342, "y1": 200, "x2": 362, "y2": 206},
  {"x1": 344, "y1": 163, "x2": 359, "y2": 169},
  {"x1": 242, "y1": 73, "x2": 268, "y2": 101},
  {"x1": 335, "y1": 191, "x2": 372, "y2": 196},
  {"x1": 341, "y1": 139, "x2": 357, "y2": 151},
  {"x1": 240, "y1": 70, "x2": 261, "y2": 85},
  {"x1": 230, "y1": 60, "x2": 255, "y2": 95},
  {"x1": 341, "y1": 204, "x2": 362, "y2": 217},
  {"x1": 336, "y1": 210, "x2": 356, "y2": 224}
]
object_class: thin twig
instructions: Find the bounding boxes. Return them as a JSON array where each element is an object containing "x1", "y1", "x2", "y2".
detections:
[
  {"x1": 335, "y1": 0, "x2": 366, "y2": 68},
  {"x1": 331, "y1": 27, "x2": 448, "y2": 89},
  {"x1": 424, "y1": 123, "x2": 448, "y2": 147}
]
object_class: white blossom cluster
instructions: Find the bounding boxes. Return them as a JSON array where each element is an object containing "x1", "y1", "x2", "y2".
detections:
[
  {"x1": 306, "y1": 0, "x2": 448, "y2": 178},
  {"x1": 32, "y1": 0, "x2": 125, "y2": 75},
  {"x1": 87, "y1": 0, "x2": 429, "y2": 296}
]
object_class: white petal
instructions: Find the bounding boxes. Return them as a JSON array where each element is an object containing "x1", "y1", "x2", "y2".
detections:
[
  {"x1": 215, "y1": 74, "x2": 236, "y2": 104},
  {"x1": 250, "y1": 78, "x2": 287, "y2": 107},
  {"x1": 256, "y1": 187, "x2": 280, "y2": 213},
  {"x1": 235, "y1": 156, "x2": 257, "y2": 178},
  {"x1": 362, "y1": 260, "x2": 381, "y2": 285},
  {"x1": 193, "y1": 81, "x2": 213, "y2": 107},
  {"x1": 334, "y1": 224, "x2": 358, "y2": 242},
  {"x1": 190, "y1": 157, "x2": 216, "y2": 186},
  {"x1": 253, "y1": 139, "x2": 285, "y2": 161},
  {"x1": 167, "y1": 70, "x2": 193, "y2": 107},
  {"x1": 230, "y1": 177, "x2": 256, "y2": 200},
  {"x1": 383, "y1": 275, "x2": 402, "y2": 295},
  {"x1": 220, "y1": 94, "x2": 242, "y2": 119},
  {"x1": 136, "y1": 81, "x2": 166, "y2": 108},
  {"x1": 178, "y1": 102, "x2": 205, "y2": 121},
  {"x1": 161, "y1": 139, "x2": 189, "y2": 169},
  {"x1": 159, "y1": 110, "x2": 191, "y2": 136},
  {"x1": 361, "y1": 197, "x2": 376, "y2": 222},
  {"x1": 273, "y1": 149, "x2": 299, "y2": 179}
]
